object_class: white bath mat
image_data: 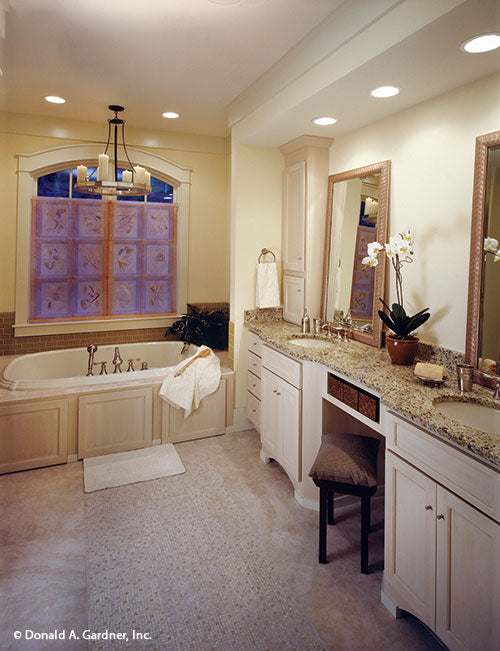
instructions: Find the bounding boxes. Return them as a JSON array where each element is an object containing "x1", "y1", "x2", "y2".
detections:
[{"x1": 83, "y1": 444, "x2": 185, "y2": 493}]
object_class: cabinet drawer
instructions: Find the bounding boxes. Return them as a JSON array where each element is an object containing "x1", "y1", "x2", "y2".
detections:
[
  {"x1": 247, "y1": 351, "x2": 262, "y2": 378},
  {"x1": 262, "y1": 345, "x2": 302, "y2": 388},
  {"x1": 247, "y1": 392, "x2": 261, "y2": 430},
  {"x1": 248, "y1": 331, "x2": 262, "y2": 357},
  {"x1": 247, "y1": 370, "x2": 261, "y2": 399},
  {"x1": 386, "y1": 411, "x2": 500, "y2": 522}
]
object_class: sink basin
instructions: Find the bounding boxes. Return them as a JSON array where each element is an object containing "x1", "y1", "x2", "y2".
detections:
[
  {"x1": 434, "y1": 400, "x2": 500, "y2": 434},
  {"x1": 288, "y1": 338, "x2": 335, "y2": 350}
]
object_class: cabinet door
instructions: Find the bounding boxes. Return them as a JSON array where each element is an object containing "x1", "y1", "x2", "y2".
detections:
[
  {"x1": 283, "y1": 161, "x2": 305, "y2": 272},
  {"x1": 283, "y1": 274, "x2": 305, "y2": 325},
  {"x1": 261, "y1": 368, "x2": 280, "y2": 459},
  {"x1": 436, "y1": 486, "x2": 500, "y2": 651},
  {"x1": 277, "y1": 378, "x2": 301, "y2": 482},
  {"x1": 384, "y1": 452, "x2": 436, "y2": 629}
]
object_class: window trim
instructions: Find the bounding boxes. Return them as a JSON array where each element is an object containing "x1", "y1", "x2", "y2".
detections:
[{"x1": 15, "y1": 143, "x2": 191, "y2": 337}]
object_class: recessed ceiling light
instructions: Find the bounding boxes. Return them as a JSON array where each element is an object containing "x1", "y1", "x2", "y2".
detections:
[
  {"x1": 461, "y1": 33, "x2": 500, "y2": 53},
  {"x1": 162, "y1": 112, "x2": 180, "y2": 119},
  {"x1": 312, "y1": 117, "x2": 337, "y2": 126},
  {"x1": 45, "y1": 95, "x2": 66, "y2": 104},
  {"x1": 370, "y1": 86, "x2": 400, "y2": 98}
]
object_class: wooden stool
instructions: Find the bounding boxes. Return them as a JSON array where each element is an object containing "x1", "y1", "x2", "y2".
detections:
[{"x1": 309, "y1": 432, "x2": 380, "y2": 574}]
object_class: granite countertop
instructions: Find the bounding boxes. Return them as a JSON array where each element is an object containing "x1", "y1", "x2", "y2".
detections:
[{"x1": 246, "y1": 321, "x2": 500, "y2": 470}]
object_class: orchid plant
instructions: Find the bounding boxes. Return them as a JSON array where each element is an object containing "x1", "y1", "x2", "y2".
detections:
[
  {"x1": 484, "y1": 237, "x2": 500, "y2": 262},
  {"x1": 362, "y1": 229, "x2": 431, "y2": 339}
]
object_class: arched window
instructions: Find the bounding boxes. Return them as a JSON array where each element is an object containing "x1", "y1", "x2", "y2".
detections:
[
  {"x1": 37, "y1": 168, "x2": 174, "y2": 203},
  {"x1": 15, "y1": 144, "x2": 191, "y2": 336}
]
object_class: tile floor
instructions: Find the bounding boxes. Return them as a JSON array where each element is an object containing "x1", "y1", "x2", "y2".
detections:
[{"x1": 0, "y1": 430, "x2": 442, "y2": 650}]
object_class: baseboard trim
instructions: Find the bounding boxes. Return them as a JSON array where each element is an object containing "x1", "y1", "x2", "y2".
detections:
[
  {"x1": 294, "y1": 485, "x2": 385, "y2": 511},
  {"x1": 226, "y1": 407, "x2": 254, "y2": 434},
  {"x1": 381, "y1": 587, "x2": 401, "y2": 619}
]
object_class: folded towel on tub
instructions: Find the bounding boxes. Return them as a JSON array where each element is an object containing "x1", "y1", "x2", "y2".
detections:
[
  {"x1": 159, "y1": 345, "x2": 221, "y2": 418},
  {"x1": 256, "y1": 262, "x2": 280, "y2": 308}
]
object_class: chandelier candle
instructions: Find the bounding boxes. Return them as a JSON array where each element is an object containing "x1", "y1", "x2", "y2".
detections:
[{"x1": 73, "y1": 105, "x2": 152, "y2": 197}]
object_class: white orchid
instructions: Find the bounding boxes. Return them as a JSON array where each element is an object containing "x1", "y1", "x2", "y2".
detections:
[
  {"x1": 362, "y1": 255, "x2": 378, "y2": 267},
  {"x1": 367, "y1": 241, "x2": 383, "y2": 258},
  {"x1": 402, "y1": 228, "x2": 414, "y2": 247},
  {"x1": 484, "y1": 237, "x2": 499, "y2": 253},
  {"x1": 362, "y1": 227, "x2": 416, "y2": 310}
]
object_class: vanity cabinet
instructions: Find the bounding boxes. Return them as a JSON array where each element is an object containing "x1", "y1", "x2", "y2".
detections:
[
  {"x1": 261, "y1": 345, "x2": 302, "y2": 483},
  {"x1": 279, "y1": 135, "x2": 333, "y2": 322},
  {"x1": 384, "y1": 412, "x2": 500, "y2": 650}
]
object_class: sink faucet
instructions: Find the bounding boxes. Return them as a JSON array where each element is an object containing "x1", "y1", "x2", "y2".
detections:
[
  {"x1": 479, "y1": 371, "x2": 500, "y2": 399},
  {"x1": 86, "y1": 343, "x2": 98, "y2": 376}
]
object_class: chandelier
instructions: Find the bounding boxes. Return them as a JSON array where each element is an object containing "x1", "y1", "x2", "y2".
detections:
[{"x1": 74, "y1": 105, "x2": 152, "y2": 197}]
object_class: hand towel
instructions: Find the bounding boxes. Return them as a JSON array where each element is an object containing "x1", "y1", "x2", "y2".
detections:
[
  {"x1": 256, "y1": 262, "x2": 280, "y2": 308},
  {"x1": 159, "y1": 346, "x2": 221, "y2": 418}
]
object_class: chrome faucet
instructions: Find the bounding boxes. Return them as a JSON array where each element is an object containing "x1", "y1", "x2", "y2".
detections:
[
  {"x1": 86, "y1": 343, "x2": 98, "y2": 376},
  {"x1": 478, "y1": 371, "x2": 500, "y2": 399},
  {"x1": 112, "y1": 347, "x2": 124, "y2": 373}
]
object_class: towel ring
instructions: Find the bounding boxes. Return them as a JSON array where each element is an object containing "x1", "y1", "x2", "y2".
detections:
[{"x1": 258, "y1": 248, "x2": 276, "y2": 263}]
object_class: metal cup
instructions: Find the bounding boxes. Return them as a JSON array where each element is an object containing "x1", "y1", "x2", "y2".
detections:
[{"x1": 456, "y1": 363, "x2": 474, "y2": 393}]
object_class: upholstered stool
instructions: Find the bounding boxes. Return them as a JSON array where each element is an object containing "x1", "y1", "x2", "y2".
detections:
[{"x1": 309, "y1": 432, "x2": 380, "y2": 574}]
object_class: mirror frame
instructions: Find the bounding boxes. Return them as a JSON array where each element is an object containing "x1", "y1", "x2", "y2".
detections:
[
  {"x1": 320, "y1": 160, "x2": 390, "y2": 347},
  {"x1": 465, "y1": 129, "x2": 500, "y2": 387}
]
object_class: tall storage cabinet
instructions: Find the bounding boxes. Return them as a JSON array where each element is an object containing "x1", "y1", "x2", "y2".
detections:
[{"x1": 279, "y1": 135, "x2": 333, "y2": 324}]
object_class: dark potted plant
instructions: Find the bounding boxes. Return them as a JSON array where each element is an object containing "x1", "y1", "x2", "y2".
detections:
[
  {"x1": 166, "y1": 305, "x2": 228, "y2": 350},
  {"x1": 363, "y1": 229, "x2": 431, "y2": 365}
]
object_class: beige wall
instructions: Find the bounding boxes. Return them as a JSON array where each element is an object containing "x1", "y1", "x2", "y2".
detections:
[
  {"x1": 329, "y1": 72, "x2": 500, "y2": 353},
  {"x1": 0, "y1": 115, "x2": 230, "y2": 313},
  {"x1": 230, "y1": 141, "x2": 283, "y2": 410}
]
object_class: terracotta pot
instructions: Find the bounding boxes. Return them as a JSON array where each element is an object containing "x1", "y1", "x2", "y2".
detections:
[{"x1": 386, "y1": 335, "x2": 419, "y2": 365}]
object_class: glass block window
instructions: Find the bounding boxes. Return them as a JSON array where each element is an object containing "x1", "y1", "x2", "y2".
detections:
[
  {"x1": 37, "y1": 168, "x2": 174, "y2": 203},
  {"x1": 30, "y1": 198, "x2": 177, "y2": 321}
]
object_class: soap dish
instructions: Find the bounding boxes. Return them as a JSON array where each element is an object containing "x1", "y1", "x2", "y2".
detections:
[{"x1": 415, "y1": 374, "x2": 446, "y2": 387}]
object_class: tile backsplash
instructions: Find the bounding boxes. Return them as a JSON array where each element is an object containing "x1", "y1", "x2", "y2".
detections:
[{"x1": 0, "y1": 303, "x2": 229, "y2": 357}]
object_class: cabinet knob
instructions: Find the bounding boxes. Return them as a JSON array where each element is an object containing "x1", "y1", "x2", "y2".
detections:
[
  {"x1": 297, "y1": 289, "x2": 302, "y2": 293},
  {"x1": 437, "y1": 514, "x2": 445, "y2": 520},
  {"x1": 298, "y1": 257, "x2": 302, "y2": 260},
  {"x1": 425, "y1": 505, "x2": 433, "y2": 511},
  {"x1": 252, "y1": 409, "x2": 256, "y2": 413},
  {"x1": 276, "y1": 391, "x2": 281, "y2": 396}
]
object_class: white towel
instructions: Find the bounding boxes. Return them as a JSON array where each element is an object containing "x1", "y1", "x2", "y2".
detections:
[
  {"x1": 256, "y1": 262, "x2": 280, "y2": 308},
  {"x1": 159, "y1": 346, "x2": 221, "y2": 418}
]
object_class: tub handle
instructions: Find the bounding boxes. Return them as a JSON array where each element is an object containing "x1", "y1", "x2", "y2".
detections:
[
  {"x1": 140, "y1": 362, "x2": 149, "y2": 370},
  {"x1": 94, "y1": 361, "x2": 107, "y2": 375},
  {"x1": 127, "y1": 358, "x2": 141, "y2": 372}
]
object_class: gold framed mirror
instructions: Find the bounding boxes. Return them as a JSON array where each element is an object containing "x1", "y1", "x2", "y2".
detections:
[
  {"x1": 466, "y1": 130, "x2": 500, "y2": 387},
  {"x1": 320, "y1": 160, "x2": 390, "y2": 347}
]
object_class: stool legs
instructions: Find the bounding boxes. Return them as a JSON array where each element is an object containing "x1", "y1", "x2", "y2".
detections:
[
  {"x1": 360, "y1": 494, "x2": 371, "y2": 574},
  {"x1": 327, "y1": 491, "x2": 335, "y2": 525},
  {"x1": 319, "y1": 487, "x2": 328, "y2": 564}
]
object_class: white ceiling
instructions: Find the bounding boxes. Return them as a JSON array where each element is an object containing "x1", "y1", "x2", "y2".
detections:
[
  {"x1": 0, "y1": 0, "x2": 499, "y2": 144},
  {"x1": 0, "y1": 0, "x2": 343, "y2": 136}
]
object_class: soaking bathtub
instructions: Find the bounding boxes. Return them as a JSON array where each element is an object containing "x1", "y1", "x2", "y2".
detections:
[
  {"x1": 0, "y1": 341, "x2": 234, "y2": 474},
  {"x1": 0, "y1": 341, "x2": 198, "y2": 391}
]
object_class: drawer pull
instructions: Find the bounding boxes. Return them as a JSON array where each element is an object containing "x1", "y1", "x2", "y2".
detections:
[
  {"x1": 276, "y1": 392, "x2": 281, "y2": 396},
  {"x1": 425, "y1": 505, "x2": 433, "y2": 511},
  {"x1": 437, "y1": 514, "x2": 445, "y2": 520},
  {"x1": 252, "y1": 409, "x2": 256, "y2": 413}
]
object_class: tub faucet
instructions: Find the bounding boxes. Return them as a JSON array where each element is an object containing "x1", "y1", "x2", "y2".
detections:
[
  {"x1": 86, "y1": 343, "x2": 98, "y2": 376},
  {"x1": 112, "y1": 347, "x2": 123, "y2": 373}
]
